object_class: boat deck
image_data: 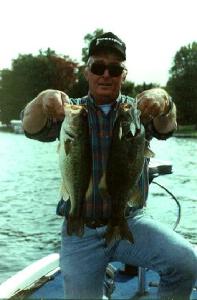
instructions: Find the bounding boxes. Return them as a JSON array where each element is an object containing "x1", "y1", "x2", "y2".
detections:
[{"x1": 28, "y1": 263, "x2": 197, "y2": 299}]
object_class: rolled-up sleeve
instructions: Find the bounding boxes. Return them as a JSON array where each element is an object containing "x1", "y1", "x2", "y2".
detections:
[{"x1": 20, "y1": 98, "x2": 81, "y2": 142}]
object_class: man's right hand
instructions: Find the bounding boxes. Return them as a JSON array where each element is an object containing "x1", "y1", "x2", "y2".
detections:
[
  {"x1": 38, "y1": 89, "x2": 69, "y2": 120},
  {"x1": 22, "y1": 89, "x2": 69, "y2": 134}
]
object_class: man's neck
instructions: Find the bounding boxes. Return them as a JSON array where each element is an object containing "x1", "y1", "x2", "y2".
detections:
[{"x1": 89, "y1": 93, "x2": 120, "y2": 105}]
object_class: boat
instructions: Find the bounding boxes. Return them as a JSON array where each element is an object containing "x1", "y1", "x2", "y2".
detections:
[
  {"x1": 0, "y1": 250, "x2": 196, "y2": 299},
  {"x1": 10, "y1": 120, "x2": 24, "y2": 134},
  {"x1": 0, "y1": 159, "x2": 196, "y2": 299}
]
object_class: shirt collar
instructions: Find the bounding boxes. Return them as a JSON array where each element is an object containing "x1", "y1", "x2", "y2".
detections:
[{"x1": 88, "y1": 92, "x2": 122, "y2": 111}]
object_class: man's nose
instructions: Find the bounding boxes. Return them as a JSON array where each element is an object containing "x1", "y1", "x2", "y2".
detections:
[{"x1": 103, "y1": 68, "x2": 110, "y2": 77}]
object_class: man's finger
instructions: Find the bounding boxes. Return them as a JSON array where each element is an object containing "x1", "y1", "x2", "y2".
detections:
[{"x1": 60, "y1": 92, "x2": 69, "y2": 105}]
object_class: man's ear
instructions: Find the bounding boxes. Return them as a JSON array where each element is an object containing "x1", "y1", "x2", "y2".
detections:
[
  {"x1": 122, "y1": 69, "x2": 127, "y2": 82},
  {"x1": 84, "y1": 67, "x2": 89, "y2": 81}
]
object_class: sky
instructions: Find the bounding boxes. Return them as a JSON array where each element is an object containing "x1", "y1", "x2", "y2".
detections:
[{"x1": 0, "y1": 0, "x2": 196, "y2": 86}]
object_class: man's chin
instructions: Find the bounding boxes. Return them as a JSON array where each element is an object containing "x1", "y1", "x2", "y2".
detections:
[
  {"x1": 96, "y1": 88, "x2": 113, "y2": 97},
  {"x1": 93, "y1": 92, "x2": 116, "y2": 104}
]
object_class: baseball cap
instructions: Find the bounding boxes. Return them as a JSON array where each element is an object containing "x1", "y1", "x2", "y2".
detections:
[{"x1": 88, "y1": 32, "x2": 126, "y2": 60}]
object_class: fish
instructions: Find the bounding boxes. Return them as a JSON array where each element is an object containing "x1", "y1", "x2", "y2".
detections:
[
  {"x1": 99, "y1": 102, "x2": 146, "y2": 245},
  {"x1": 58, "y1": 104, "x2": 91, "y2": 237}
]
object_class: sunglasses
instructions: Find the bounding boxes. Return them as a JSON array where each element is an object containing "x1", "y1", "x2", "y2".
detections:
[{"x1": 89, "y1": 62, "x2": 125, "y2": 77}]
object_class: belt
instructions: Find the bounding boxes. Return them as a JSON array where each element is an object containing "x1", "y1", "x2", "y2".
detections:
[{"x1": 85, "y1": 219, "x2": 108, "y2": 229}]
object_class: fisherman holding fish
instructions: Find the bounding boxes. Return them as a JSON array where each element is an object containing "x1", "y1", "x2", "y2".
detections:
[{"x1": 22, "y1": 32, "x2": 197, "y2": 300}]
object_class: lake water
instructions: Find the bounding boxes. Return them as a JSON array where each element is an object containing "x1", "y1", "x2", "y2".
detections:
[{"x1": 0, "y1": 132, "x2": 197, "y2": 283}]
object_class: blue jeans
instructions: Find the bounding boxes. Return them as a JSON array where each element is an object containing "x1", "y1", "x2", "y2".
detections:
[{"x1": 60, "y1": 209, "x2": 197, "y2": 299}]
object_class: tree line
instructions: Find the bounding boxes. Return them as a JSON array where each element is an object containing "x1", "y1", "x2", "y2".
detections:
[{"x1": 0, "y1": 29, "x2": 196, "y2": 126}]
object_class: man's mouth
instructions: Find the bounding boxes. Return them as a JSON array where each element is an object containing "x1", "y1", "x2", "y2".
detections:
[{"x1": 98, "y1": 83, "x2": 112, "y2": 86}]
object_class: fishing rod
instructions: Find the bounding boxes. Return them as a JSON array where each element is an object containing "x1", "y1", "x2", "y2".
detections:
[{"x1": 151, "y1": 181, "x2": 181, "y2": 230}]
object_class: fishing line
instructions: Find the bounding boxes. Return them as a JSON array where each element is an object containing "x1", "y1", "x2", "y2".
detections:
[{"x1": 151, "y1": 181, "x2": 181, "y2": 230}]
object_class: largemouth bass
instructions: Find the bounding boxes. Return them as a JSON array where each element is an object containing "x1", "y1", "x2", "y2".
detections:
[
  {"x1": 100, "y1": 102, "x2": 146, "y2": 245},
  {"x1": 58, "y1": 104, "x2": 91, "y2": 237}
]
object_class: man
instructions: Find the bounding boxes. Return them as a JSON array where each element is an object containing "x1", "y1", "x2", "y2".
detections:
[{"x1": 22, "y1": 32, "x2": 197, "y2": 299}]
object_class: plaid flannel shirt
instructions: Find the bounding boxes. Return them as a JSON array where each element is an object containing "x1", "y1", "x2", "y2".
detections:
[{"x1": 22, "y1": 94, "x2": 173, "y2": 220}]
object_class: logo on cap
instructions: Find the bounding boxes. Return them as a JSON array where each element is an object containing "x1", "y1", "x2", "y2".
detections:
[{"x1": 96, "y1": 37, "x2": 123, "y2": 46}]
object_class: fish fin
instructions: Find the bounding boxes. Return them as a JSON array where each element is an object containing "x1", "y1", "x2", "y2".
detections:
[
  {"x1": 67, "y1": 215, "x2": 84, "y2": 237},
  {"x1": 144, "y1": 147, "x2": 155, "y2": 158},
  {"x1": 128, "y1": 186, "x2": 144, "y2": 208},
  {"x1": 135, "y1": 109, "x2": 141, "y2": 130},
  {"x1": 144, "y1": 140, "x2": 155, "y2": 158},
  {"x1": 60, "y1": 182, "x2": 69, "y2": 201},
  {"x1": 128, "y1": 184, "x2": 144, "y2": 207},
  {"x1": 64, "y1": 139, "x2": 72, "y2": 155},
  {"x1": 98, "y1": 172, "x2": 110, "y2": 199},
  {"x1": 105, "y1": 221, "x2": 134, "y2": 246},
  {"x1": 57, "y1": 142, "x2": 60, "y2": 153},
  {"x1": 85, "y1": 176, "x2": 93, "y2": 200},
  {"x1": 129, "y1": 103, "x2": 141, "y2": 130},
  {"x1": 129, "y1": 122, "x2": 136, "y2": 136},
  {"x1": 119, "y1": 124, "x2": 123, "y2": 139}
]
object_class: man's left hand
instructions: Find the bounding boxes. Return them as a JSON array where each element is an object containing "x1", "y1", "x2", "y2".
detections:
[{"x1": 136, "y1": 88, "x2": 170, "y2": 124}]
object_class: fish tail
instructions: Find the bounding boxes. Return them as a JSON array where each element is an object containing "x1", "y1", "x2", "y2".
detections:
[
  {"x1": 67, "y1": 215, "x2": 84, "y2": 237},
  {"x1": 59, "y1": 182, "x2": 69, "y2": 201},
  {"x1": 105, "y1": 221, "x2": 134, "y2": 246}
]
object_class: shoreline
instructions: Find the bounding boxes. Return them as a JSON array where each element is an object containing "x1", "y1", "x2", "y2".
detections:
[
  {"x1": 174, "y1": 126, "x2": 197, "y2": 138},
  {"x1": 173, "y1": 132, "x2": 197, "y2": 138}
]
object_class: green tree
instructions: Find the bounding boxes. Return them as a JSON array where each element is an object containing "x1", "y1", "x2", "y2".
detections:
[
  {"x1": 0, "y1": 49, "x2": 77, "y2": 124},
  {"x1": 69, "y1": 66, "x2": 88, "y2": 98},
  {"x1": 167, "y1": 42, "x2": 197, "y2": 125},
  {"x1": 134, "y1": 82, "x2": 160, "y2": 95},
  {"x1": 81, "y1": 28, "x2": 104, "y2": 64},
  {"x1": 121, "y1": 80, "x2": 135, "y2": 97}
]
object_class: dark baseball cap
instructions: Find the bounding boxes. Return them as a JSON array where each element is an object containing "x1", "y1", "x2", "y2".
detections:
[{"x1": 88, "y1": 32, "x2": 126, "y2": 60}]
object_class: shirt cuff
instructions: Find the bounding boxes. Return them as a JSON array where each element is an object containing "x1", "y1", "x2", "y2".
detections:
[
  {"x1": 24, "y1": 117, "x2": 59, "y2": 142},
  {"x1": 146, "y1": 121, "x2": 175, "y2": 140}
]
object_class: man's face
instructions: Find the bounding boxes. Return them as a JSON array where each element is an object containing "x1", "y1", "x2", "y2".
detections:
[{"x1": 85, "y1": 53, "x2": 126, "y2": 104}]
